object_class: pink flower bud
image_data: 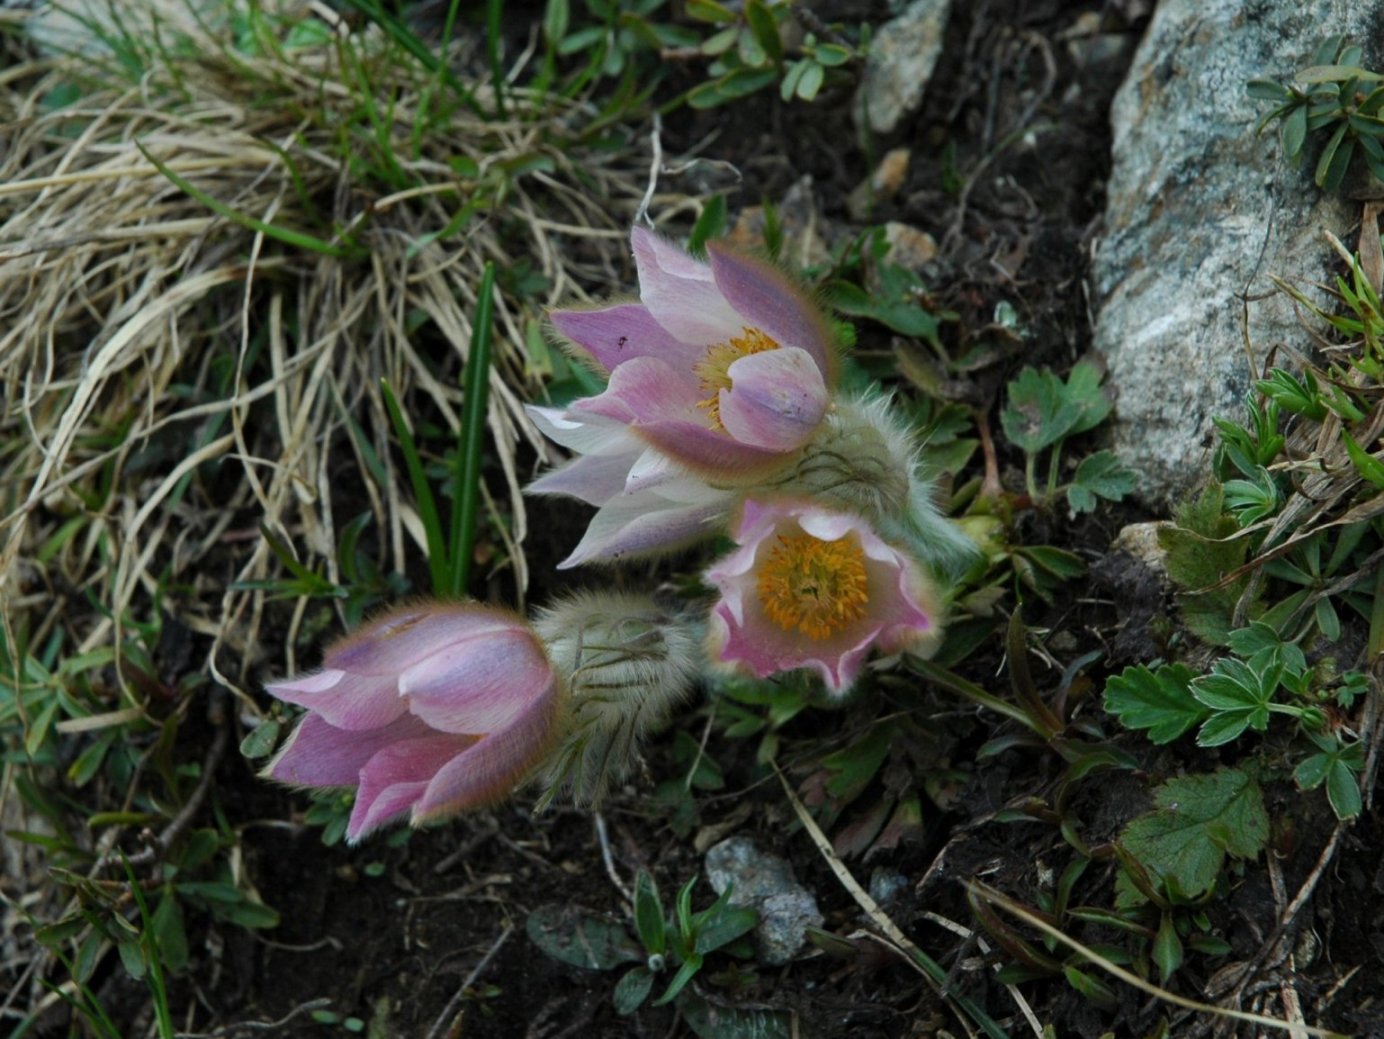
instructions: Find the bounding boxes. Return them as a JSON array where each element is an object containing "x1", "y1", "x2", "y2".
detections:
[
  {"x1": 263, "y1": 603, "x2": 560, "y2": 842},
  {"x1": 705, "y1": 500, "x2": 943, "y2": 694}
]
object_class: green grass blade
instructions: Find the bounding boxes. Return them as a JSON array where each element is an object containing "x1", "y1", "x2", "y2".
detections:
[
  {"x1": 134, "y1": 141, "x2": 352, "y2": 257},
  {"x1": 380, "y1": 378, "x2": 450, "y2": 595},
  {"x1": 449, "y1": 263, "x2": 497, "y2": 599},
  {"x1": 122, "y1": 857, "x2": 174, "y2": 1039},
  {"x1": 487, "y1": 0, "x2": 507, "y2": 118},
  {"x1": 335, "y1": 0, "x2": 484, "y2": 119}
]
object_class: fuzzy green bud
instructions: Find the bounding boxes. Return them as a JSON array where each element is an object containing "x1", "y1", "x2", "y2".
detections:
[{"x1": 532, "y1": 590, "x2": 702, "y2": 808}]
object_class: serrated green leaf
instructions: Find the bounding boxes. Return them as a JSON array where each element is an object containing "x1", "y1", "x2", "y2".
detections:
[
  {"x1": 1000, "y1": 367, "x2": 1069, "y2": 453},
  {"x1": 1102, "y1": 664, "x2": 1207, "y2": 744},
  {"x1": 1067, "y1": 450, "x2": 1136, "y2": 513},
  {"x1": 1119, "y1": 768, "x2": 1268, "y2": 901}
]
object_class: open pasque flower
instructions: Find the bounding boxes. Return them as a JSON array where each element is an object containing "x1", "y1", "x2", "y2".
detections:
[
  {"x1": 705, "y1": 499, "x2": 943, "y2": 694},
  {"x1": 263, "y1": 603, "x2": 560, "y2": 842},
  {"x1": 528, "y1": 227, "x2": 837, "y2": 567}
]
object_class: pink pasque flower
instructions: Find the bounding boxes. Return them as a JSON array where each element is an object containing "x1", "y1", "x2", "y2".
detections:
[
  {"x1": 528, "y1": 227, "x2": 836, "y2": 567},
  {"x1": 263, "y1": 603, "x2": 560, "y2": 842},
  {"x1": 705, "y1": 500, "x2": 942, "y2": 694}
]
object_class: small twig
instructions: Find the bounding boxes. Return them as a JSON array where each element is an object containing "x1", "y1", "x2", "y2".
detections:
[
  {"x1": 176, "y1": 997, "x2": 334, "y2": 1036},
  {"x1": 594, "y1": 811, "x2": 633, "y2": 905},
  {"x1": 424, "y1": 922, "x2": 515, "y2": 1039},
  {"x1": 967, "y1": 880, "x2": 1347, "y2": 1038},
  {"x1": 774, "y1": 766, "x2": 997, "y2": 1039},
  {"x1": 634, "y1": 113, "x2": 662, "y2": 228}
]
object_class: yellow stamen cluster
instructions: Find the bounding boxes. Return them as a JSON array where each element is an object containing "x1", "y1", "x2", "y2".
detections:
[
  {"x1": 756, "y1": 531, "x2": 870, "y2": 641},
  {"x1": 693, "y1": 326, "x2": 780, "y2": 431}
]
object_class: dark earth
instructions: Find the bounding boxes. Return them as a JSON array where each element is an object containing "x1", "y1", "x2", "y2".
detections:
[{"x1": 20, "y1": 1, "x2": 1384, "y2": 1037}]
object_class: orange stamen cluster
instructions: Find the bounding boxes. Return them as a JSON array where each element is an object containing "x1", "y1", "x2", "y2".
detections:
[
  {"x1": 756, "y1": 531, "x2": 870, "y2": 641},
  {"x1": 693, "y1": 326, "x2": 780, "y2": 431}
]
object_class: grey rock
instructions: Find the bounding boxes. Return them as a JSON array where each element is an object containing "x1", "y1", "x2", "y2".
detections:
[
  {"x1": 854, "y1": 0, "x2": 954, "y2": 136},
  {"x1": 705, "y1": 836, "x2": 822, "y2": 966},
  {"x1": 1093, "y1": 0, "x2": 1376, "y2": 508}
]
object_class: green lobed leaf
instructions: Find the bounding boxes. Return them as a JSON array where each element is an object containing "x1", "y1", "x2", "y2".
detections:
[
  {"x1": 1102, "y1": 663, "x2": 1208, "y2": 744},
  {"x1": 1067, "y1": 449, "x2": 1136, "y2": 514},
  {"x1": 1119, "y1": 768, "x2": 1269, "y2": 902}
]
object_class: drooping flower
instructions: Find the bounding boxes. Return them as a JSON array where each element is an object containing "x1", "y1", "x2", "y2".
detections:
[
  {"x1": 528, "y1": 227, "x2": 837, "y2": 567},
  {"x1": 705, "y1": 499, "x2": 943, "y2": 694},
  {"x1": 263, "y1": 603, "x2": 561, "y2": 842}
]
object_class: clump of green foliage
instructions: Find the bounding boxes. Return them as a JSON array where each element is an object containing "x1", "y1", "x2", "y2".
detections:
[{"x1": 1251, "y1": 34, "x2": 1384, "y2": 190}]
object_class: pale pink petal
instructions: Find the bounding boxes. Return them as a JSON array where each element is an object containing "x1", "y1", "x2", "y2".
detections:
[
  {"x1": 717, "y1": 347, "x2": 828, "y2": 451},
  {"x1": 559, "y1": 495, "x2": 729, "y2": 568},
  {"x1": 401, "y1": 628, "x2": 555, "y2": 733},
  {"x1": 527, "y1": 450, "x2": 640, "y2": 506},
  {"x1": 347, "y1": 732, "x2": 478, "y2": 841},
  {"x1": 525, "y1": 406, "x2": 639, "y2": 457},
  {"x1": 636, "y1": 420, "x2": 794, "y2": 477},
  {"x1": 572, "y1": 355, "x2": 701, "y2": 425},
  {"x1": 327, "y1": 604, "x2": 518, "y2": 677},
  {"x1": 264, "y1": 712, "x2": 433, "y2": 787},
  {"x1": 413, "y1": 691, "x2": 559, "y2": 822},
  {"x1": 632, "y1": 228, "x2": 742, "y2": 343},
  {"x1": 551, "y1": 303, "x2": 703, "y2": 372},
  {"x1": 265, "y1": 669, "x2": 406, "y2": 731},
  {"x1": 707, "y1": 241, "x2": 834, "y2": 378}
]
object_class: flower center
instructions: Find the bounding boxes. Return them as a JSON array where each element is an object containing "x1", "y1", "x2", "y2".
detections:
[
  {"x1": 694, "y1": 326, "x2": 780, "y2": 431},
  {"x1": 756, "y1": 531, "x2": 870, "y2": 641}
]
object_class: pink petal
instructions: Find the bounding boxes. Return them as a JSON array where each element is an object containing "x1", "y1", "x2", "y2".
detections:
[
  {"x1": 559, "y1": 494, "x2": 728, "y2": 568},
  {"x1": 413, "y1": 691, "x2": 559, "y2": 823},
  {"x1": 707, "y1": 241, "x2": 834, "y2": 379},
  {"x1": 551, "y1": 303, "x2": 704, "y2": 373},
  {"x1": 526, "y1": 449, "x2": 640, "y2": 506},
  {"x1": 572, "y1": 355, "x2": 701, "y2": 425},
  {"x1": 632, "y1": 227, "x2": 742, "y2": 343},
  {"x1": 526, "y1": 406, "x2": 640, "y2": 457},
  {"x1": 264, "y1": 712, "x2": 433, "y2": 787},
  {"x1": 264, "y1": 669, "x2": 406, "y2": 731},
  {"x1": 717, "y1": 346, "x2": 828, "y2": 451},
  {"x1": 326, "y1": 603, "x2": 520, "y2": 677},
  {"x1": 636, "y1": 420, "x2": 794, "y2": 478},
  {"x1": 347, "y1": 731, "x2": 478, "y2": 841},
  {"x1": 401, "y1": 627, "x2": 555, "y2": 733},
  {"x1": 704, "y1": 499, "x2": 940, "y2": 695}
]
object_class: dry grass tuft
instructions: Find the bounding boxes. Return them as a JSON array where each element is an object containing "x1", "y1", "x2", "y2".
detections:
[
  {"x1": 0, "y1": 1, "x2": 653, "y2": 702},
  {"x1": 0, "y1": 7, "x2": 660, "y2": 991}
]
